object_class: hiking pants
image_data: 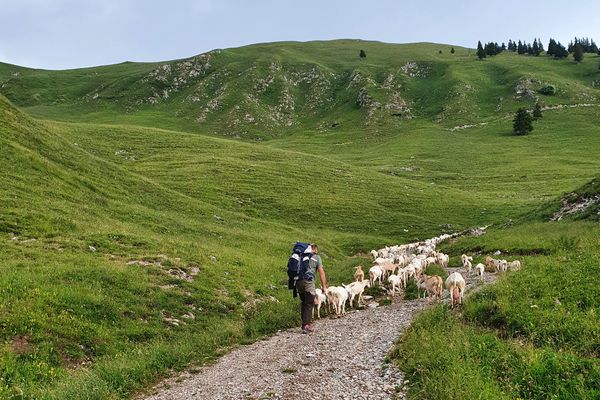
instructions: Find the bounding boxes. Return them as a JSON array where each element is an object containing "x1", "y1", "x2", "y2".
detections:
[{"x1": 296, "y1": 279, "x2": 316, "y2": 326}]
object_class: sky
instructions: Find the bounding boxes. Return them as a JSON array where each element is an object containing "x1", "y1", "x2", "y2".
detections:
[{"x1": 2, "y1": 0, "x2": 600, "y2": 70}]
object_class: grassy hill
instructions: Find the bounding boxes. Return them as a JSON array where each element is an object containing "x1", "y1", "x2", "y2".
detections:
[
  {"x1": 1, "y1": 40, "x2": 599, "y2": 137},
  {"x1": 392, "y1": 220, "x2": 600, "y2": 399},
  {"x1": 1, "y1": 40, "x2": 600, "y2": 398}
]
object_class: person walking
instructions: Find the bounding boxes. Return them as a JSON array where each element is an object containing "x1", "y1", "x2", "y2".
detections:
[{"x1": 296, "y1": 243, "x2": 328, "y2": 334}]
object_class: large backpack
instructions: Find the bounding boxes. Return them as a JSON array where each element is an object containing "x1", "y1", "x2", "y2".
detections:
[{"x1": 287, "y1": 242, "x2": 310, "y2": 296}]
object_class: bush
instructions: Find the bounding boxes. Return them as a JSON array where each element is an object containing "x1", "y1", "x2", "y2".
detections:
[
  {"x1": 551, "y1": 235, "x2": 581, "y2": 252},
  {"x1": 539, "y1": 85, "x2": 556, "y2": 95}
]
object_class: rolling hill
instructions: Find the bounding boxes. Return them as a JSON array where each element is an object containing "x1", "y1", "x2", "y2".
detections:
[
  {"x1": 1, "y1": 40, "x2": 600, "y2": 398},
  {"x1": 1, "y1": 40, "x2": 599, "y2": 137}
]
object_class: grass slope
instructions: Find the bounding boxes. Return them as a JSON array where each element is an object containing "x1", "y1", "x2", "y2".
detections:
[
  {"x1": 391, "y1": 221, "x2": 600, "y2": 399},
  {"x1": 0, "y1": 95, "x2": 352, "y2": 398},
  {"x1": 1, "y1": 40, "x2": 599, "y2": 137}
]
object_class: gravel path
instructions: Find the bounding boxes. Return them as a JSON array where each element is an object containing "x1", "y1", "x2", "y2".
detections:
[{"x1": 143, "y1": 269, "x2": 495, "y2": 400}]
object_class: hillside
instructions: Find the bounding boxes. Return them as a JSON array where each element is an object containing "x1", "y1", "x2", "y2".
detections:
[
  {"x1": 1, "y1": 40, "x2": 600, "y2": 398},
  {"x1": 539, "y1": 177, "x2": 600, "y2": 221},
  {"x1": 1, "y1": 40, "x2": 600, "y2": 137}
]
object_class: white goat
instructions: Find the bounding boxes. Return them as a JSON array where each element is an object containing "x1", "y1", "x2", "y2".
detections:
[
  {"x1": 387, "y1": 274, "x2": 402, "y2": 296},
  {"x1": 344, "y1": 280, "x2": 371, "y2": 308},
  {"x1": 404, "y1": 264, "x2": 416, "y2": 283},
  {"x1": 396, "y1": 267, "x2": 408, "y2": 288},
  {"x1": 499, "y1": 259, "x2": 508, "y2": 273},
  {"x1": 369, "y1": 265, "x2": 383, "y2": 286},
  {"x1": 509, "y1": 260, "x2": 521, "y2": 271},
  {"x1": 461, "y1": 254, "x2": 473, "y2": 273},
  {"x1": 445, "y1": 272, "x2": 466, "y2": 307},
  {"x1": 313, "y1": 288, "x2": 327, "y2": 319},
  {"x1": 436, "y1": 252, "x2": 449, "y2": 268},
  {"x1": 374, "y1": 257, "x2": 386, "y2": 266},
  {"x1": 326, "y1": 286, "x2": 348, "y2": 316},
  {"x1": 474, "y1": 263, "x2": 485, "y2": 282}
]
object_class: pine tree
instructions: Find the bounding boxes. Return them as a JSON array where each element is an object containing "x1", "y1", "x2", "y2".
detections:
[
  {"x1": 359, "y1": 49, "x2": 366, "y2": 59},
  {"x1": 554, "y1": 42, "x2": 569, "y2": 58},
  {"x1": 538, "y1": 38, "x2": 544, "y2": 53},
  {"x1": 533, "y1": 102, "x2": 543, "y2": 119},
  {"x1": 590, "y1": 40, "x2": 598, "y2": 54},
  {"x1": 501, "y1": 42, "x2": 507, "y2": 52},
  {"x1": 527, "y1": 43, "x2": 534, "y2": 55},
  {"x1": 513, "y1": 108, "x2": 533, "y2": 135},
  {"x1": 532, "y1": 39, "x2": 539, "y2": 56},
  {"x1": 547, "y1": 39, "x2": 556, "y2": 56},
  {"x1": 450, "y1": 47, "x2": 455, "y2": 54},
  {"x1": 517, "y1": 40, "x2": 525, "y2": 54},
  {"x1": 574, "y1": 44, "x2": 584, "y2": 62},
  {"x1": 477, "y1": 41, "x2": 486, "y2": 60}
]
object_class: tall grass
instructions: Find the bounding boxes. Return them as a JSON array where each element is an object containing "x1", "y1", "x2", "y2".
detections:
[{"x1": 392, "y1": 221, "x2": 600, "y2": 399}]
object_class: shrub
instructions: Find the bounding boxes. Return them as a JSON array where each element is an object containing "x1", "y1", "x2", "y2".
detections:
[
  {"x1": 551, "y1": 235, "x2": 581, "y2": 252},
  {"x1": 539, "y1": 85, "x2": 556, "y2": 95}
]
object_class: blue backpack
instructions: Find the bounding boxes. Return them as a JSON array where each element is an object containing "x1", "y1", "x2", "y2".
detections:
[{"x1": 287, "y1": 242, "x2": 310, "y2": 296}]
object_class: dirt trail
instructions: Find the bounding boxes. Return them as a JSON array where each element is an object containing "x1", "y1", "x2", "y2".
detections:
[{"x1": 143, "y1": 268, "x2": 496, "y2": 400}]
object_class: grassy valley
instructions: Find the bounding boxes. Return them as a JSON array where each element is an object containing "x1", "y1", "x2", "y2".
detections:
[{"x1": 1, "y1": 40, "x2": 599, "y2": 398}]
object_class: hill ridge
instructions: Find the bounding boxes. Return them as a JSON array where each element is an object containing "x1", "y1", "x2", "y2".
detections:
[{"x1": 2, "y1": 40, "x2": 599, "y2": 137}]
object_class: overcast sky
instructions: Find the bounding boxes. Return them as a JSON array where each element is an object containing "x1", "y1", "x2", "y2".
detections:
[{"x1": 2, "y1": 0, "x2": 600, "y2": 70}]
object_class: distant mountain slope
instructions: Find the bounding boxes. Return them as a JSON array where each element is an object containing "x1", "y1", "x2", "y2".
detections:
[{"x1": 1, "y1": 40, "x2": 599, "y2": 137}]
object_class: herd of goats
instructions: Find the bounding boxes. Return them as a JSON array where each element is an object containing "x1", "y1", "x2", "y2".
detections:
[{"x1": 315, "y1": 232, "x2": 522, "y2": 318}]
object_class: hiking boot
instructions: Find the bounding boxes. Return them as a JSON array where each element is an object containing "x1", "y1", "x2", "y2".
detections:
[{"x1": 301, "y1": 324, "x2": 314, "y2": 334}]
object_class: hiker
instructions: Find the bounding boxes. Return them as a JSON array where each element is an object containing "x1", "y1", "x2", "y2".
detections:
[{"x1": 296, "y1": 243, "x2": 328, "y2": 334}]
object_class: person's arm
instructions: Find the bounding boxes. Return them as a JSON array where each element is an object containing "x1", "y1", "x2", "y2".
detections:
[{"x1": 318, "y1": 266, "x2": 327, "y2": 291}]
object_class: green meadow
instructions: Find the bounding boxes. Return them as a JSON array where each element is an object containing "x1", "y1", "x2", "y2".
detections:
[{"x1": 0, "y1": 40, "x2": 599, "y2": 398}]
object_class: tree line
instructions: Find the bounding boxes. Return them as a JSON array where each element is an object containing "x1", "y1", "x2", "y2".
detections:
[{"x1": 477, "y1": 37, "x2": 599, "y2": 62}]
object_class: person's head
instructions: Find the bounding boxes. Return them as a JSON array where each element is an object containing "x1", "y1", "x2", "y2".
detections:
[{"x1": 311, "y1": 243, "x2": 318, "y2": 253}]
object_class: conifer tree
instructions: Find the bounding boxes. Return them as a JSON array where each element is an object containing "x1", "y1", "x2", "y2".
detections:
[
  {"x1": 574, "y1": 44, "x2": 584, "y2": 62},
  {"x1": 517, "y1": 40, "x2": 525, "y2": 54},
  {"x1": 538, "y1": 38, "x2": 544, "y2": 53},
  {"x1": 450, "y1": 47, "x2": 455, "y2": 54},
  {"x1": 554, "y1": 42, "x2": 568, "y2": 58},
  {"x1": 532, "y1": 39, "x2": 539, "y2": 56},
  {"x1": 513, "y1": 108, "x2": 533, "y2": 135},
  {"x1": 477, "y1": 41, "x2": 486, "y2": 60},
  {"x1": 359, "y1": 49, "x2": 366, "y2": 59},
  {"x1": 547, "y1": 39, "x2": 556, "y2": 56}
]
